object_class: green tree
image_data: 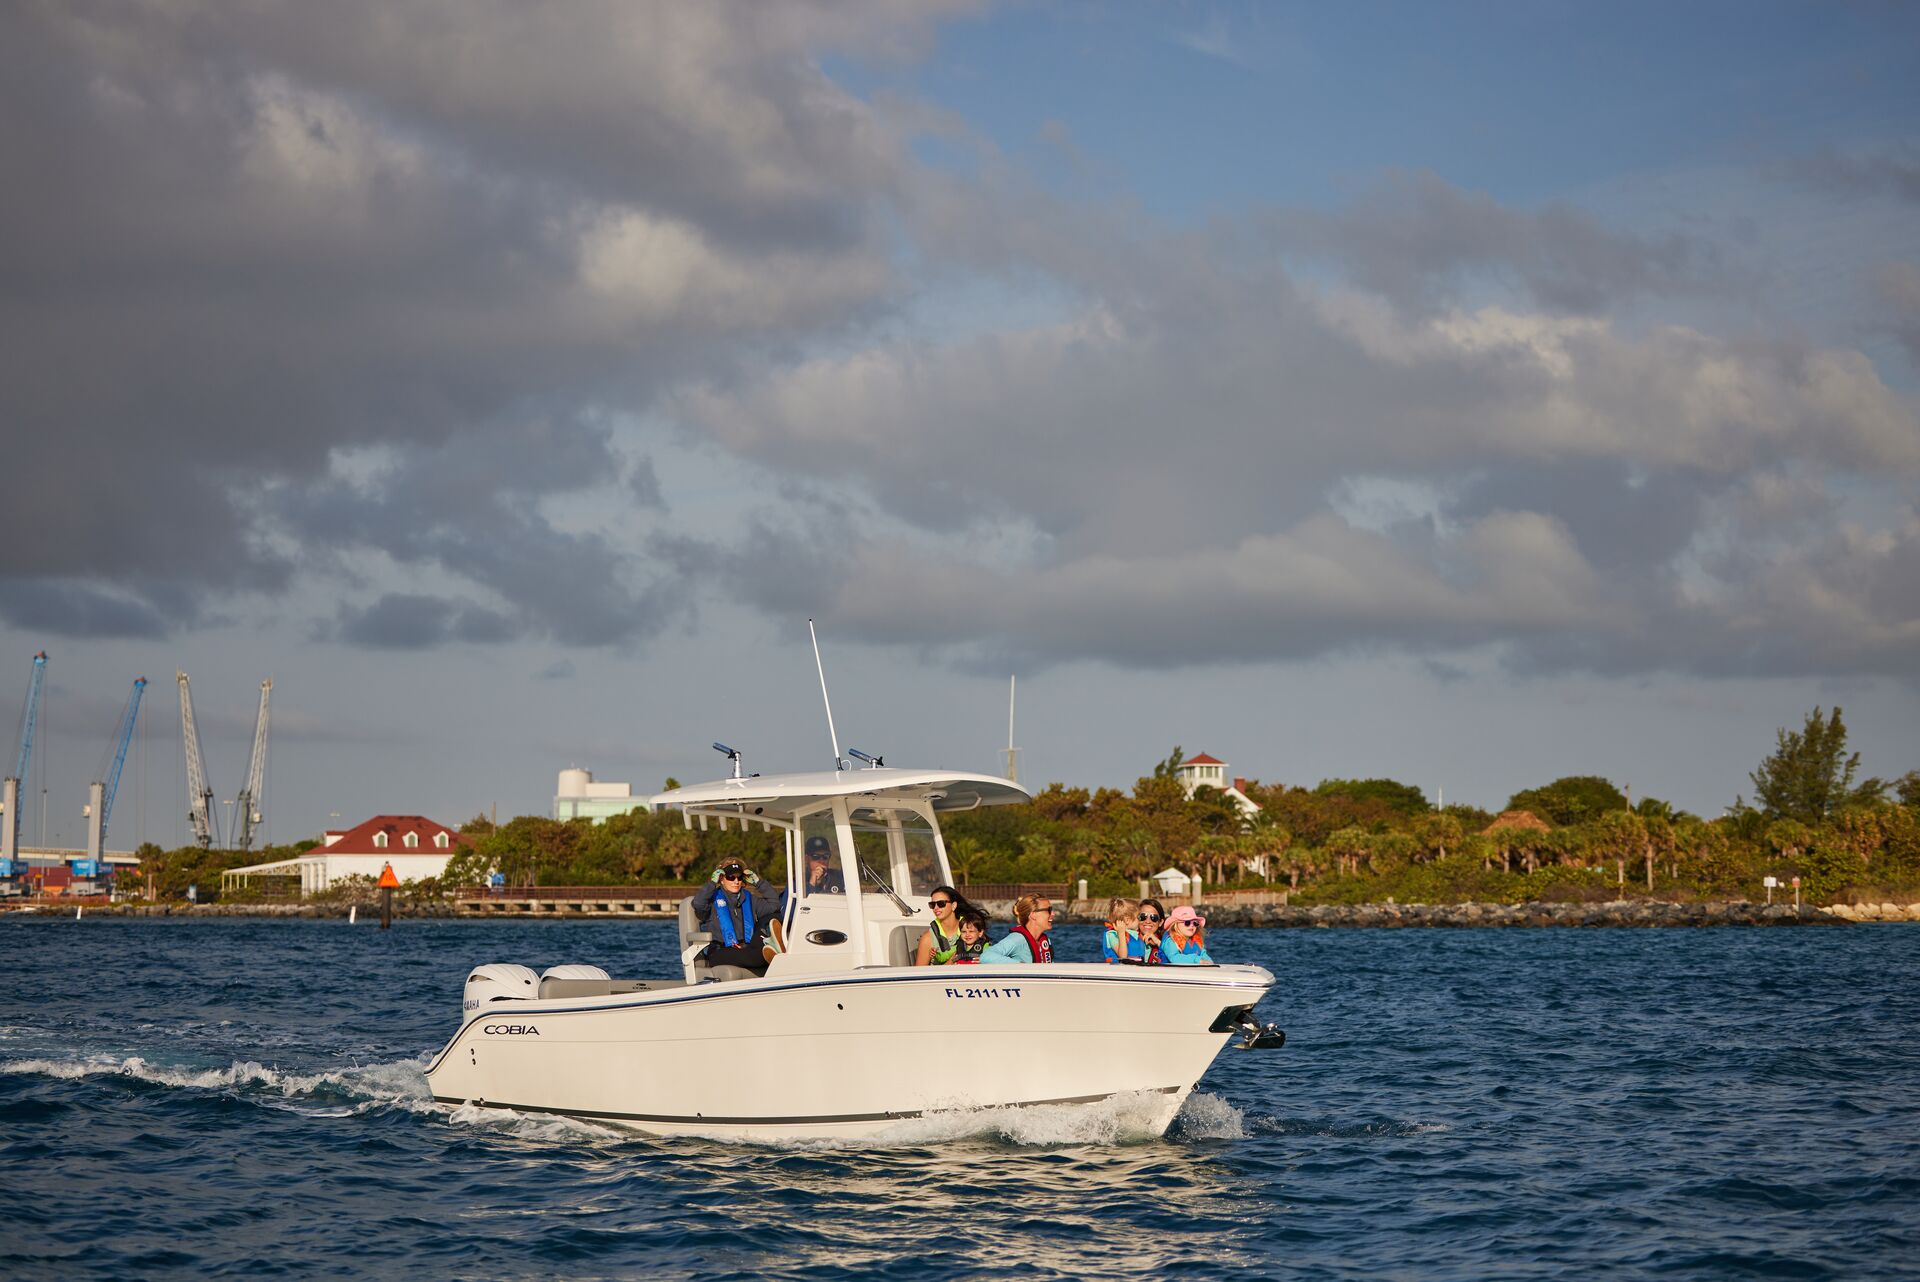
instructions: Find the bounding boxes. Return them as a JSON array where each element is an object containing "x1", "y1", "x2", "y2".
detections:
[
  {"x1": 1151, "y1": 746, "x2": 1186, "y2": 779},
  {"x1": 1593, "y1": 810, "x2": 1648, "y2": 889},
  {"x1": 1748, "y1": 707, "x2": 1884, "y2": 824},
  {"x1": 1507, "y1": 776, "x2": 1627, "y2": 826},
  {"x1": 1313, "y1": 778, "x2": 1429, "y2": 816}
]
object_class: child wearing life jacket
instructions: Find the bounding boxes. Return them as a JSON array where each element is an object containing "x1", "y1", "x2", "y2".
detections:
[
  {"x1": 1101, "y1": 897, "x2": 1151, "y2": 963},
  {"x1": 1160, "y1": 905, "x2": 1214, "y2": 964},
  {"x1": 950, "y1": 909, "x2": 990, "y2": 964}
]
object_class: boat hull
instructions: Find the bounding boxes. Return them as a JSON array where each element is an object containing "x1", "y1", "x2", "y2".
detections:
[{"x1": 426, "y1": 963, "x2": 1274, "y2": 1141}]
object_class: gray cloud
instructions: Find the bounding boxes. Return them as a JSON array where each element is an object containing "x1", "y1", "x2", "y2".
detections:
[
  {"x1": 333, "y1": 594, "x2": 517, "y2": 650},
  {"x1": 276, "y1": 418, "x2": 677, "y2": 648},
  {"x1": 4, "y1": 1, "x2": 1915, "y2": 692},
  {"x1": 1261, "y1": 170, "x2": 1732, "y2": 314},
  {"x1": 1875, "y1": 260, "x2": 1920, "y2": 366},
  {"x1": 0, "y1": 1, "x2": 925, "y2": 637},
  {"x1": 1789, "y1": 144, "x2": 1920, "y2": 205}
]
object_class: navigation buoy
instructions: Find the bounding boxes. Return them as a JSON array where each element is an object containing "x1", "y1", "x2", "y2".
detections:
[
  {"x1": 378, "y1": 862, "x2": 398, "y2": 930},
  {"x1": 349, "y1": 905, "x2": 357, "y2": 925},
  {"x1": 75, "y1": 906, "x2": 82, "y2": 920}
]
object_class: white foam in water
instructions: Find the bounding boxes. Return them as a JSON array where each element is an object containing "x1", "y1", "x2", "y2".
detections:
[
  {"x1": 1173, "y1": 1091, "x2": 1248, "y2": 1140},
  {"x1": 445, "y1": 1101, "x2": 635, "y2": 1144},
  {"x1": 0, "y1": 1052, "x2": 436, "y2": 1113},
  {"x1": 804, "y1": 1088, "x2": 1181, "y2": 1150}
]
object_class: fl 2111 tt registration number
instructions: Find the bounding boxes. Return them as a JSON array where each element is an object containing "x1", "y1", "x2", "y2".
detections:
[{"x1": 945, "y1": 986, "x2": 1022, "y2": 999}]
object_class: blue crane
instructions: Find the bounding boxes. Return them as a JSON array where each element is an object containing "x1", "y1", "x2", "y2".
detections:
[
  {"x1": 10, "y1": 651, "x2": 47, "y2": 788},
  {"x1": 95, "y1": 677, "x2": 148, "y2": 852},
  {"x1": 2, "y1": 651, "x2": 49, "y2": 878}
]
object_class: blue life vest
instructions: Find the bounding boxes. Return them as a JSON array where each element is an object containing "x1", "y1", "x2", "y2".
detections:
[{"x1": 713, "y1": 887, "x2": 756, "y2": 948}]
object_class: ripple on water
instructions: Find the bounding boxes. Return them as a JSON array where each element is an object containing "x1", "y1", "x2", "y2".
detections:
[{"x1": 1, "y1": 918, "x2": 1917, "y2": 1281}]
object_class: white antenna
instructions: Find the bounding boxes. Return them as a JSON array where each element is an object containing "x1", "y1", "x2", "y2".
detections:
[
  {"x1": 1004, "y1": 674, "x2": 1019, "y2": 784},
  {"x1": 808, "y1": 619, "x2": 847, "y2": 772}
]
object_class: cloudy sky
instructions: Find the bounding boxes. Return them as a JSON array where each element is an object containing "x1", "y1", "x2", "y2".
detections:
[{"x1": 3, "y1": 1, "x2": 1917, "y2": 849}]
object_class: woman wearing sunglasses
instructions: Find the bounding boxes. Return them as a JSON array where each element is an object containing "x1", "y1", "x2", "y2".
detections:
[
  {"x1": 1159, "y1": 904, "x2": 1214, "y2": 965},
  {"x1": 1135, "y1": 897, "x2": 1169, "y2": 965},
  {"x1": 979, "y1": 894, "x2": 1056, "y2": 963},
  {"x1": 914, "y1": 885, "x2": 975, "y2": 965}
]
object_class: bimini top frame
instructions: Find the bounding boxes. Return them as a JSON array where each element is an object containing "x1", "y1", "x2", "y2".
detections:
[{"x1": 663, "y1": 768, "x2": 1031, "y2": 831}]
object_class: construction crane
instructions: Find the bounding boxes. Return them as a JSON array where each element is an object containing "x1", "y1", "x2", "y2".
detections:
[
  {"x1": 1, "y1": 650, "x2": 50, "y2": 879},
  {"x1": 232, "y1": 678, "x2": 271, "y2": 852},
  {"x1": 177, "y1": 671, "x2": 217, "y2": 849},
  {"x1": 82, "y1": 677, "x2": 147, "y2": 876}
]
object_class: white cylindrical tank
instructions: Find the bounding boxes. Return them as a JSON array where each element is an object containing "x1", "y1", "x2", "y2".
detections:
[{"x1": 557, "y1": 767, "x2": 592, "y2": 796}]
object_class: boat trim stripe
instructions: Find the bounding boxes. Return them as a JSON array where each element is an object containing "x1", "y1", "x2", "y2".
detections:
[
  {"x1": 427, "y1": 967, "x2": 1269, "y2": 1073},
  {"x1": 431, "y1": 1084, "x2": 1181, "y2": 1128}
]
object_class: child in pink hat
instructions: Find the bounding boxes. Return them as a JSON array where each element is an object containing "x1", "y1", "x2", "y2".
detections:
[{"x1": 1160, "y1": 904, "x2": 1214, "y2": 965}]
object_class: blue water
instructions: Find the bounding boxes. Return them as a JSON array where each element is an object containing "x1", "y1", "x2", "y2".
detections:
[{"x1": 3, "y1": 919, "x2": 1917, "y2": 1280}]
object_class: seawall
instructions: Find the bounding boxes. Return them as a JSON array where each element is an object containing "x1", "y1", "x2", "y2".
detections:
[{"x1": 19, "y1": 898, "x2": 1918, "y2": 926}]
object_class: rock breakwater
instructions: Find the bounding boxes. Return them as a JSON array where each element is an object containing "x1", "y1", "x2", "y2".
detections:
[{"x1": 1197, "y1": 900, "x2": 1849, "y2": 928}]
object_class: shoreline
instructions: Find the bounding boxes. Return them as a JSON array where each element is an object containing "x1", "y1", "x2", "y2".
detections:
[{"x1": 14, "y1": 898, "x2": 1915, "y2": 926}]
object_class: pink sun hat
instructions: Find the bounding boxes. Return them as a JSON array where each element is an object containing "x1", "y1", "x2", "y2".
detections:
[{"x1": 1168, "y1": 904, "x2": 1206, "y2": 929}]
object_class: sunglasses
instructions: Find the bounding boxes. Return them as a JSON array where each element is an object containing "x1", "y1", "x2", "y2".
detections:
[
  {"x1": 1172, "y1": 918, "x2": 1196, "y2": 927},
  {"x1": 1138, "y1": 913, "x2": 1162, "y2": 922},
  {"x1": 929, "y1": 899, "x2": 953, "y2": 909},
  {"x1": 1031, "y1": 906, "x2": 1055, "y2": 914},
  {"x1": 721, "y1": 873, "x2": 744, "y2": 881}
]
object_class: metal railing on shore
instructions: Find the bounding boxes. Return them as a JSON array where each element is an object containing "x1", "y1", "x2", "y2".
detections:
[
  {"x1": 954, "y1": 883, "x2": 1071, "y2": 902},
  {"x1": 453, "y1": 884, "x2": 697, "y2": 902}
]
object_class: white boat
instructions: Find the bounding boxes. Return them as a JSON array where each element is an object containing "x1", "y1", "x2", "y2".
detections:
[{"x1": 425, "y1": 763, "x2": 1283, "y2": 1141}]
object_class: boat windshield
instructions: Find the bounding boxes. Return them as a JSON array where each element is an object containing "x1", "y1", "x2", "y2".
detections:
[
  {"x1": 797, "y1": 809, "x2": 844, "y2": 898},
  {"x1": 849, "y1": 806, "x2": 944, "y2": 900}
]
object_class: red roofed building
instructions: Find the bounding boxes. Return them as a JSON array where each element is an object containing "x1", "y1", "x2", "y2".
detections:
[
  {"x1": 1173, "y1": 752, "x2": 1262, "y2": 819},
  {"x1": 222, "y1": 814, "x2": 472, "y2": 897}
]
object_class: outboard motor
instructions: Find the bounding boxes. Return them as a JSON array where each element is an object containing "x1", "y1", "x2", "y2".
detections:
[
  {"x1": 539, "y1": 964, "x2": 609, "y2": 982},
  {"x1": 463, "y1": 963, "x2": 538, "y2": 1020}
]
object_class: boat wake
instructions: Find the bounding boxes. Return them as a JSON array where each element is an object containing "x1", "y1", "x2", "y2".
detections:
[
  {"x1": 0, "y1": 1051, "x2": 435, "y2": 1116},
  {"x1": 5, "y1": 1052, "x2": 1258, "y2": 1150}
]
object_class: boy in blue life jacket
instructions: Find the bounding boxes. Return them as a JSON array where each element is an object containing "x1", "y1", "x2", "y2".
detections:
[{"x1": 690, "y1": 861, "x2": 780, "y2": 975}]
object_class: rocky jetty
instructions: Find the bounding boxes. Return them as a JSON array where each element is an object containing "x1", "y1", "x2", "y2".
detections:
[
  {"x1": 1820, "y1": 901, "x2": 1920, "y2": 923},
  {"x1": 28, "y1": 897, "x2": 1915, "y2": 927},
  {"x1": 46, "y1": 901, "x2": 460, "y2": 919},
  {"x1": 1195, "y1": 900, "x2": 1851, "y2": 928}
]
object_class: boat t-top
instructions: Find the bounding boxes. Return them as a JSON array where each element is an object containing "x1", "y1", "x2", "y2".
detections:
[{"x1": 426, "y1": 753, "x2": 1283, "y2": 1140}]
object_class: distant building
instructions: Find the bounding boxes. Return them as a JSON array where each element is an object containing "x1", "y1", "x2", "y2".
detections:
[
  {"x1": 1151, "y1": 867, "x2": 1193, "y2": 895},
  {"x1": 1173, "y1": 752, "x2": 1263, "y2": 819},
  {"x1": 221, "y1": 815, "x2": 472, "y2": 895},
  {"x1": 1482, "y1": 809, "x2": 1552, "y2": 835},
  {"x1": 554, "y1": 767, "x2": 654, "y2": 823}
]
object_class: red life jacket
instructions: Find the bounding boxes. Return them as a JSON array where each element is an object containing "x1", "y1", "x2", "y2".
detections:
[{"x1": 1011, "y1": 925, "x2": 1054, "y2": 963}]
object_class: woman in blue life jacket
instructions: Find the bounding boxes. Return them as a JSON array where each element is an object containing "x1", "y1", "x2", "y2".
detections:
[
  {"x1": 980, "y1": 894, "x2": 1055, "y2": 963},
  {"x1": 914, "y1": 885, "x2": 974, "y2": 965},
  {"x1": 690, "y1": 861, "x2": 780, "y2": 975},
  {"x1": 1159, "y1": 904, "x2": 1214, "y2": 964},
  {"x1": 1136, "y1": 897, "x2": 1169, "y2": 965}
]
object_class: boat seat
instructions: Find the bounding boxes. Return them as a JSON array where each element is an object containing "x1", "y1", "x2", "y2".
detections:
[{"x1": 887, "y1": 924, "x2": 916, "y2": 968}]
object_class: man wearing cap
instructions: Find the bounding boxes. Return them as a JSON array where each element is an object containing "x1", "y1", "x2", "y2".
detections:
[
  {"x1": 690, "y1": 861, "x2": 780, "y2": 975},
  {"x1": 801, "y1": 835, "x2": 846, "y2": 894}
]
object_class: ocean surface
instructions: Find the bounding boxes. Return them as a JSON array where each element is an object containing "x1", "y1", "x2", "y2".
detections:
[{"x1": 3, "y1": 917, "x2": 1917, "y2": 1281}]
